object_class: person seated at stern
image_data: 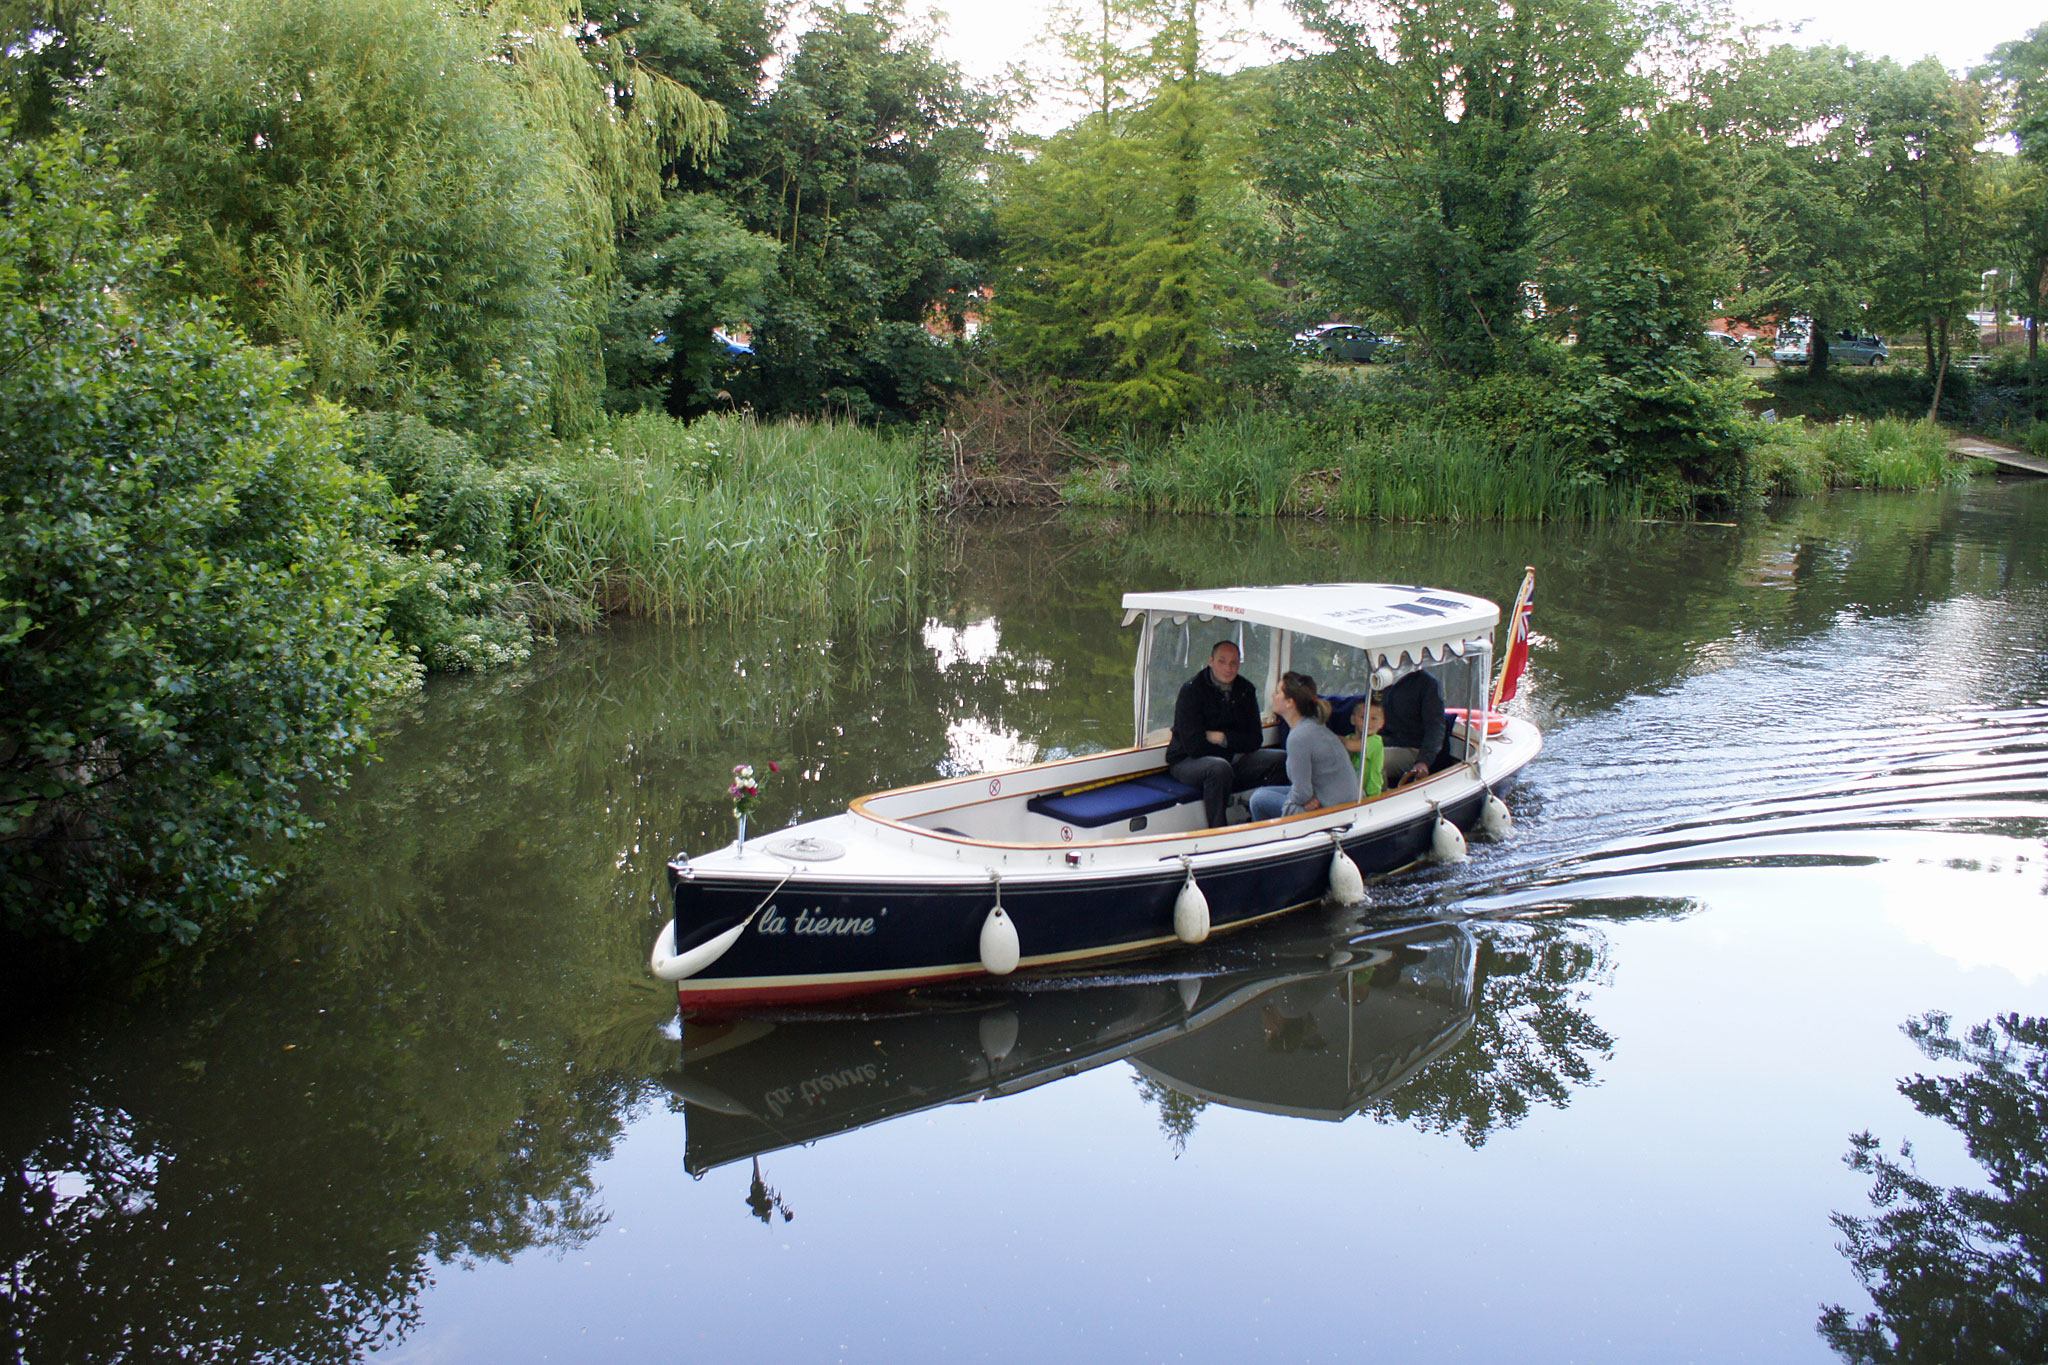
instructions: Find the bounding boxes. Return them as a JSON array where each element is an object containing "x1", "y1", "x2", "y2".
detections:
[
  {"x1": 1166, "y1": 640, "x2": 1287, "y2": 827},
  {"x1": 1246, "y1": 673, "x2": 1356, "y2": 822}
]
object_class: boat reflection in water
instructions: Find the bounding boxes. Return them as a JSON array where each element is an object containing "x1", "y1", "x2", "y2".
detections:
[{"x1": 670, "y1": 917, "x2": 1478, "y2": 1176}]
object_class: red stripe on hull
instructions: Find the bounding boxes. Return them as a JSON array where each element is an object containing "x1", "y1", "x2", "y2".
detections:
[{"x1": 679, "y1": 967, "x2": 983, "y2": 1015}]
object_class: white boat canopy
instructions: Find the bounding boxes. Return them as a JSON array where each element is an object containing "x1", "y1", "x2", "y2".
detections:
[{"x1": 1121, "y1": 583, "x2": 1500, "y2": 671}]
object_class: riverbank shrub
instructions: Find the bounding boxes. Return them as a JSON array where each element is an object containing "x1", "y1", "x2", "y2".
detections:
[
  {"x1": 1759, "y1": 368, "x2": 1974, "y2": 424},
  {"x1": 533, "y1": 412, "x2": 926, "y2": 620},
  {"x1": 0, "y1": 131, "x2": 412, "y2": 947},
  {"x1": 347, "y1": 414, "x2": 594, "y2": 671},
  {"x1": 1745, "y1": 417, "x2": 1973, "y2": 497}
]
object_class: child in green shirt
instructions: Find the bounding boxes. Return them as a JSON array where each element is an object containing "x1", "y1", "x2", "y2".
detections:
[{"x1": 1345, "y1": 698, "x2": 1386, "y2": 797}]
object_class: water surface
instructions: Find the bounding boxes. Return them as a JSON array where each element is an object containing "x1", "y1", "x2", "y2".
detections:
[{"x1": 6, "y1": 482, "x2": 2048, "y2": 1362}]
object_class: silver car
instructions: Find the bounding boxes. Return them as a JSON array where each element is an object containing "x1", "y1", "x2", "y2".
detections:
[
  {"x1": 1706, "y1": 330, "x2": 1758, "y2": 365},
  {"x1": 1775, "y1": 332, "x2": 1887, "y2": 366},
  {"x1": 1830, "y1": 334, "x2": 1888, "y2": 365}
]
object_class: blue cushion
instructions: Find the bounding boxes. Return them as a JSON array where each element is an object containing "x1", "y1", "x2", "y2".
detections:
[{"x1": 1028, "y1": 771, "x2": 1202, "y2": 828}]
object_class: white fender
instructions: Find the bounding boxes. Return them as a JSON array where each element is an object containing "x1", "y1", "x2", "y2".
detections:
[
  {"x1": 1177, "y1": 976, "x2": 1201, "y2": 1012},
  {"x1": 1480, "y1": 792, "x2": 1513, "y2": 840},
  {"x1": 978, "y1": 1009, "x2": 1020, "y2": 1064},
  {"x1": 1431, "y1": 814, "x2": 1469, "y2": 864},
  {"x1": 1173, "y1": 871, "x2": 1211, "y2": 944},
  {"x1": 1328, "y1": 840, "x2": 1367, "y2": 906},
  {"x1": 979, "y1": 905, "x2": 1021, "y2": 975},
  {"x1": 650, "y1": 917, "x2": 749, "y2": 982}
]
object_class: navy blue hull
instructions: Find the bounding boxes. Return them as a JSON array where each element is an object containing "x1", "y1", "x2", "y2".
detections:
[{"x1": 668, "y1": 782, "x2": 1498, "y2": 1010}]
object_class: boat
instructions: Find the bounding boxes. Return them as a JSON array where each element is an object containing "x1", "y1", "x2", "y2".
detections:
[{"x1": 651, "y1": 576, "x2": 1542, "y2": 1012}]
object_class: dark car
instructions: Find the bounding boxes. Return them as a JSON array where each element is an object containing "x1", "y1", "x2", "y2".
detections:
[{"x1": 1294, "y1": 322, "x2": 1401, "y2": 363}]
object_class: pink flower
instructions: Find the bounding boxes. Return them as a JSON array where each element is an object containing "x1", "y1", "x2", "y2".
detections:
[{"x1": 767, "y1": 762, "x2": 780, "y2": 774}]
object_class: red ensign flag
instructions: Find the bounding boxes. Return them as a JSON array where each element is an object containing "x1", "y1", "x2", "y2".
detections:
[{"x1": 1492, "y1": 567, "x2": 1536, "y2": 709}]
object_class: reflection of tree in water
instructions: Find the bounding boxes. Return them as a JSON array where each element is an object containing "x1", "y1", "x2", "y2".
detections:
[
  {"x1": 1127, "y1": 921, "x2": 1612, "y2": 1157},
  {"x1": 1820, "y1": 1011, "x2": 2048, "y2": 1363},
  {"x1": 1367, "y1": 922, "x2": 1614, "y2": 1147},
  {"x1": 1132, "y1": 1075, "x2": 1208, "y2": 1159},
  {"x1": 0, "y1": 901, "x2": 657, "y2": 1364}
]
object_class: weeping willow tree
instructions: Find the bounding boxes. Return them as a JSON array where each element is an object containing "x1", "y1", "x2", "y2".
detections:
[{"x1": 84, "y1": 0, "x2": 724, "y2": 437}]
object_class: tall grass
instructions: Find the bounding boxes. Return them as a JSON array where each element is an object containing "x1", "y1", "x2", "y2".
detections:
[
  {"x1": 1747, "y1": 416, "x2": 1975, "y2": 497},
  {"x1": 532, "y1": 411, "x2": 925, "y2": 621},
  {"x1": 1087, "y1": 412, "x2": 1654, "y2": 521}
]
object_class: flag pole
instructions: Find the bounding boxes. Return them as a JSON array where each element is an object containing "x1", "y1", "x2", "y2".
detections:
[{"x1": 1491, "y1": 566, "x2": 1536, "y2": 712}]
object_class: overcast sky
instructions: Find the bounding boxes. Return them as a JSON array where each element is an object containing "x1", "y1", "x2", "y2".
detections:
[{"x1": 907, "y1": 0, "x2": 2042, "y2": 127}]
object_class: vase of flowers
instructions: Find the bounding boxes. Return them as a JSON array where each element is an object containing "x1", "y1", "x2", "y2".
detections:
[{"x1": 729, "y1": 761, "x2": 776, "y2": 851}]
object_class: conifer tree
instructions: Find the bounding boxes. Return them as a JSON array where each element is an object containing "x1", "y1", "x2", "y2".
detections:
[{"x1": 992, "y1": 0, "x2": 1279, "y2": 425}]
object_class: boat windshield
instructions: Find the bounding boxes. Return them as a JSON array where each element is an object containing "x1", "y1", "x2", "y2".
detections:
[{"x1": 1136, "y1": 615, "x2": 1495, "y2": 746}]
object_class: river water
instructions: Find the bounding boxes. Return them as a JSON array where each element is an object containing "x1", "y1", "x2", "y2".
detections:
[{"x1": 6, "y1": 481, "x2": 2048, "y2": 1363}]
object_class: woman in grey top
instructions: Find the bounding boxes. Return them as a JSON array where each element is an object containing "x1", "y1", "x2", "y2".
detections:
[{"x1": 1246, "y1": 673, "x2": 1356, "y2": 821}]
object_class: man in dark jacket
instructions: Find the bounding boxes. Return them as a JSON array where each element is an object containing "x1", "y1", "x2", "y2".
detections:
[
  {"x1": 1378, "y1": 668, "x2": 1449, "y2": 786},
  {"x1": 1166, "y1": 641, "x2": 1286, "y2": 826}
]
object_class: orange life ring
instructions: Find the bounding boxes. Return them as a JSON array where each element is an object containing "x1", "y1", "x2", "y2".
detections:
[{"x1": 1445, "y1": 707, "x2": 1507, "y2": 736}]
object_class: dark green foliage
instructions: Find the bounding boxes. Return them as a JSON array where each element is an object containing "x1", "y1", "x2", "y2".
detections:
[
  {"x1": 1543, "y1": 265, "x2": 1750, "y2": 498},
  {"x1": 1271, "y1": 0, "x2": 1660, "y2": 378},
  {"x1": 1978, "y1": 30, "x2": 2048, "y2": 370},
  {"x1": 0, "y1": 131, "x2": 409, "y2": 945},
  {"x1": 1761, "y1": 368, "x2": 1977, "y2": 424},
  {"x1": 717, "y1": 3, "x2": 997, "y2": 420},
  {"x1": 347, "y1": 414, "x2": 591, "y2": 671},
  {"x1": 1820, "y1": 1013, "x2": 2048, "y2": 1362},
  {"x1": 601, "y1": 192, "x2": 777, "y2": 416}
]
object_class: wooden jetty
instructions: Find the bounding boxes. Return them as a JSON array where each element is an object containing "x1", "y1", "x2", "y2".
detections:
[{"x1": 1948, "y1": 435, "x2": 2048, "y2": 477}]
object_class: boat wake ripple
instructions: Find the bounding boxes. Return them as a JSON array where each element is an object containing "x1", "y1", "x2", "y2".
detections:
[{"x1": 1399, "y1": 704, "x2": 2048, "y2": 919}]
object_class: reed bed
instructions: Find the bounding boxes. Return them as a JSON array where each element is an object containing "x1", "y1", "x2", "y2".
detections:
[
  {"x1": 532, "y1": 412, "x2": 924, "y2": 621},
  {"x1": 1096, "y1": 413, "x2": 1650, "y2": 522},
  {"x1": 1748, "y1": 416, "x2": 1972, "y2": 497}
]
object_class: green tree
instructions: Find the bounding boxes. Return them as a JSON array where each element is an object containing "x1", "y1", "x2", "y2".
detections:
[
  {"x1": 1270, "y1": 0, "x2": 1670, "y2": 377},
  {"x1": 0, "y1": 130, "x2": 411, "y2": 946},
  {"x1": 1532, "y1": 108, "x2": 1747, "y2": 494},
  {"x1": 1709, "y1": 46, "x2": 1907, "y2": 378},
  {"x1": 722, "y1": 2, "x2": 999, "y2": 419},
  {"x1": 81, "y1": 0, "x2": 721, "y2": 438},
  {"x1": 1862, "y1": 60, "x2": 1985, "y2": 414},
  {"x1": 591, "y1": 0, "x2": 784, "y2": 416},
  {"x1": 1978, "y1": 25, "x2": 2048, "y2": 368},
  {"x1": 991, "y1": 0, "x2": 1281, "y2": 425}
]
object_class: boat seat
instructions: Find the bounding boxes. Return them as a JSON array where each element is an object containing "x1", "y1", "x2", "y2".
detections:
[{"x1": 1027, "y1": 771, "x2": 1201, "y2": 828}]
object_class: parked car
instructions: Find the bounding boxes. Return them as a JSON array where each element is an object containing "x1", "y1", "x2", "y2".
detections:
[
  {"x1": 1293, "y1": 322, "x2": 1401, "y2": 363},
  {"x1": 1706, "y1": 330, "x2": 1757, "y2": 365},
  {"x1": 1830, "y1": 332, "x2": 1887, "y2": 366},
  {"x1": 1770, "y1": 331, "x2": 1886, "y2": 366}
]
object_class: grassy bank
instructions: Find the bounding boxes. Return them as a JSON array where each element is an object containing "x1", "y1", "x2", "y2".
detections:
[
  {"x1": 1069, "y1": 414, "x2": 1664, "y2": 521},
  {"x1": 1052, "y1": 404, "x2": 1980, "y2": 521},
  {"x1": 533, "y1": 412, "x2": 928, "y2": 622},
  {"x1": 366, "y1": 404, "x2": 1978, "y2": 674},
  {"x1": 1746, "y1": 416, "x2": 1979, "y2": 497}
]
